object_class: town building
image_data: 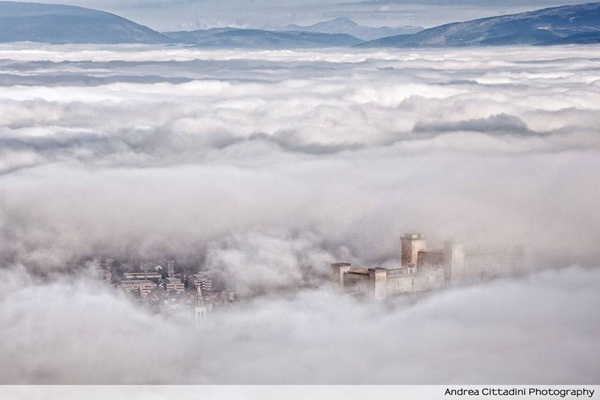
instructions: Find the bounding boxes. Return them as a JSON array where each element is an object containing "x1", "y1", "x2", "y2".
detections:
[
  {"x1": 116, "y1": 279, "x2": 158, "y2": 297},
  {"x1": 104, "y1": 259, "x2": 235, "y2": 317},
  {"x1": 186, "y1": 272, "x2": 214, "y2": 292},
  {"x1": 160, "y1": 277, "x2": 186, "y2": 294},
  {"x1": 123, "y1": 271, "x2": 162, "y2": 280}
]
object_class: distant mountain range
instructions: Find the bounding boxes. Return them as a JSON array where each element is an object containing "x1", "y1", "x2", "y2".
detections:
[
  {"x1": 283, "y1": 17, "x2": 422, "y2": 41},
  {"x1": 358, "y1": 2, "x2": 600, "y2": 47},
  {"x1": 163, "y1": 28, "x2": 362, "y2": 48},
  {"x1": 0, "y1": 1, "x2": 170, "y2": 44},
  {"x1": 1, "y1": 1, "x2": 599, "y2": 48}
]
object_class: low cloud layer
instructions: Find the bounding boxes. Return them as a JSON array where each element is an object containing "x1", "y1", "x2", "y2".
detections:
[
  {"x1": 0, "y1": 44, "x2": 598, "y2": 383},
  {"x1": 1, "y1": 266, "x2": 598, "y2": 383},
  {"x1": 1, "y1": 44, "x2": 599, "y2": 272}
]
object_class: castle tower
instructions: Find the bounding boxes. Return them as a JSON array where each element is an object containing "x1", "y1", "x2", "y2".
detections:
[
  {"x1": 401, "y1": 233, "x2": 427, "y2": 268},
  {"x1": 444, "y1": 240, "x2": 465, "y2": 282},
  {"x1": 368, "y1": 267, "x2": 387, "y2": 300},
  {"x1": 331, "y1": 263, "x2": 352, "y2": 287}
]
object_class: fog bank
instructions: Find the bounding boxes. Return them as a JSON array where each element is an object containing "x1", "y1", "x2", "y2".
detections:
[{"x1": 0, "y1": 44, "x2": 598, "y2": 383}]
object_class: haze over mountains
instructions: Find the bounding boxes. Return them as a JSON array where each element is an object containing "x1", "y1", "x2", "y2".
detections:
[
  {"x1": 283, "y1": 17, "x2": 422, "y2": 41},
  {"x1": 0, "y1": 1, "x2": 599, "y2": 47},
  {"x1": 163, "y1": 28, "x2": 362, "y2": 49}
]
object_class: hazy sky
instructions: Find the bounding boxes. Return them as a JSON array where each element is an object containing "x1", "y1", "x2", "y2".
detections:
[{"x1": 4, "y1": 0, "x2": 597, "y2": 30}]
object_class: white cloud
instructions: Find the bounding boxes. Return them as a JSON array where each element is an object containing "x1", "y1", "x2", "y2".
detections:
[
  {"x1": 0, "y1": 44, "x2": 598, "y2": 383},
  {"x1": 0, "y1": 266, "x2": 598, "y2": 383}
]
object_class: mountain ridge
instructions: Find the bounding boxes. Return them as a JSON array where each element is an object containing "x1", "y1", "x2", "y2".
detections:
[
  {"x1": 0, "y1": 1, "x2": 171, "y2": 44},
  {"x1": 358, "y1": 2, "x2": 600, "y2": 48},
  {"x1": 163, "y1": 28, "x2": 363, "y2": 48},
  {"x1": 1, "y1": 1, "x2": 599, "y2": 48}
]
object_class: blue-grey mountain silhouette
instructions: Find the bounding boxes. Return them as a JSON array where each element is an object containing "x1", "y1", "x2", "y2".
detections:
[
  {"x1": 0, "y1": 1, "x2": 171, "y2": 44},
  {"x1": 163, "y1": 28, "x2": 363, "y2": 48},
  {"x1": 358, "y1": 2, "x2": 600, "y2": 48}
]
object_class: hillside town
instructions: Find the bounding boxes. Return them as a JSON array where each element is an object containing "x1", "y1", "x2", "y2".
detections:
[{"x1": 97, "y1": 258, "x2": 235, "y2": 320}]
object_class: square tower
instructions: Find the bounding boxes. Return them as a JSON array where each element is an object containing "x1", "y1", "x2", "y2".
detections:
[
  {"x1": 401, "y1": 233, "x2": 426, "y2": 267},
  {"x1": 331, "y1": 263, "x2": 352, "y2": 287},
  {"x1": 444, "y1": 240, "x2": 465, "y2": 282}
]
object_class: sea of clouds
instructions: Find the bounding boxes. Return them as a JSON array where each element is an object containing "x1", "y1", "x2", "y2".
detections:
[{"x1": 0, "y1": 43, "x2": 598, "y2": 383}]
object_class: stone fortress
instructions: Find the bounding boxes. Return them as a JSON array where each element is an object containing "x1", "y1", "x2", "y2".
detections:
[{"x1": 332, "y1": 233, "x2": 526, "y2": 299}]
